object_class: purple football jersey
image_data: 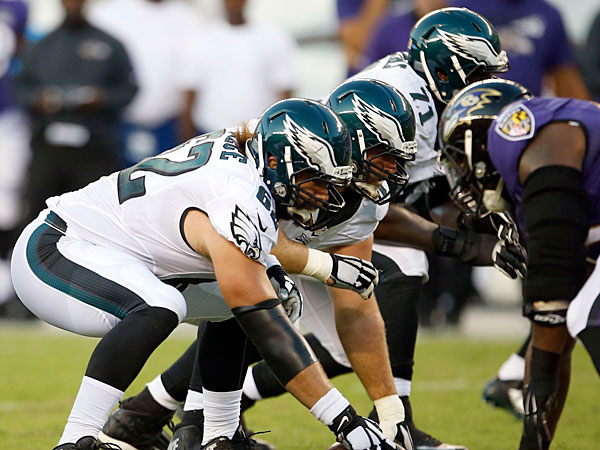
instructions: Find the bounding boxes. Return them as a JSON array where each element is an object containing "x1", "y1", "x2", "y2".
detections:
[
  {"x1": 0, "y1": 0, "x2": 28, "y2": 113},
  {"x1": 451, "y1": 0, "x2": 574, "y2": 96},
  {"x1": 489, "y1": 97, "x2": 600, "y2": 235}
]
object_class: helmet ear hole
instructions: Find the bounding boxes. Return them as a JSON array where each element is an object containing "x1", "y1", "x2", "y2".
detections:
[{"x1": 436, "y1": 68, "x2": 449, "y2": 81}]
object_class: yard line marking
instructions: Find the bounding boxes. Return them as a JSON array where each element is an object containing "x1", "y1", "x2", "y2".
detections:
[{"x1": 413, "y1": 378, "x2": 470, "y2": 392}]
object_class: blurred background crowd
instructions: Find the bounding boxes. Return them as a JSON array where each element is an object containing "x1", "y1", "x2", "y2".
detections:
[{"x1": 2, "y1": 0, "x2": 600, "y2": 329}]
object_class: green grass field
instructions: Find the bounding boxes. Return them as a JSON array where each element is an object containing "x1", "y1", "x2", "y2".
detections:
[{"x1": 1, "y1": 323, "x2": 598, "y2": 449}]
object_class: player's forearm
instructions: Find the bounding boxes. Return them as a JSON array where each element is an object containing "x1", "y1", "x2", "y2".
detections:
[
  {"x1": 271, "y1": 230, "x2": 309, "y2": 274},
  {"x1": 334, "y1": 299, "x2": 396, "y2": 401},
  {"x1": 284, "y1": 361, "x2": 335, "y2": 408},
  {"x1": 374, "y1": 203, "x2": 437, "y2": 251}
]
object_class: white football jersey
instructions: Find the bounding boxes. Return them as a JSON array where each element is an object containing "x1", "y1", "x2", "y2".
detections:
[
  {"x1": 350, "y1": 52, "x2": 445, "y2": 186},
  {"x1": 281, "y1": 196, "x2": 389, "y2": 250},
  {"x1": 46, "y1": 129, "x2": 278, "y2": 280}
]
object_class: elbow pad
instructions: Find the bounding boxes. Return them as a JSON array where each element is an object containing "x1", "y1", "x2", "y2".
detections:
[
  {"x1": 522, "y1": 166, "x2": 589, "y2": 310},
  {"x1": 233, "y1": 299, "x2": 317, "y2": 385}
]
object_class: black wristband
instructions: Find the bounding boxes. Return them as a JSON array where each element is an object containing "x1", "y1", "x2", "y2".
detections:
[
  {"x1": 266, "y1": 264, "x2": 286, "y2": 279},
  {"x1": 432, "y1": 226, "x2": 467, "y2": 258}
]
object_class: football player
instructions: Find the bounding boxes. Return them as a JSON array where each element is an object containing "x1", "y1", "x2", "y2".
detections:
[
  {"x1": 438, "y1": 78, "x2": 600, "y2": 450},
  {"x1": 100, "y1": 8, "x2": 527, "y2": 450},
  {"x1": 326, "y1": 7, "x2": 519, "y2": 449},
  {"x1": 11, "y1": 98, "x2": 395, "y2": 450},
  {"x1": 100, "y1": 79, "x2": 418, "y2": 450}
]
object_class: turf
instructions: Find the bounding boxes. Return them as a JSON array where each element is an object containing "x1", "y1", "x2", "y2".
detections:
[{"x1": 1, "y1": 323, "x2": 598, "y2": 449}]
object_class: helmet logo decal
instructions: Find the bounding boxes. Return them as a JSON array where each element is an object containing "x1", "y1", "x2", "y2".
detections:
[
  {"x1": 283, "y1": 115, "x2": 337, "y2": 172},
  {"x1": 351, "y1": 94, "x2": 405, "y2": 149},
  {"x1": 230, "y1": 206, "x2": 262, "y2": 261},
  {"x1": 442, "y1": 87, "x2": 502, "y2": 140},
  {"x1": 461, "y1": 87, "x2": 503, "y2": 116},
  {"x1": 494, "y1": 103, "x2": 535, "y2": 141},
  {"x1": 437, "y1": 28, "x2": 507, "y2": 67}
]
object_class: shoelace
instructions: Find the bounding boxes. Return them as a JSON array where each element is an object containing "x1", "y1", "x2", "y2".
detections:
[
  {"x1": 242, "y1": 430, "x2": 272, "y2": 449},
  {"x1": 215, "y1": 430, "x2": 270, "y2": 449},
  {"x1": 95, "y1": 443, "x2": 123, "y2": 450}
]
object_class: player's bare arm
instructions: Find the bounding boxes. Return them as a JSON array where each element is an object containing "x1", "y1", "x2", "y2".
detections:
[{"x1": 326, "y1": 235, "x2": 406, "y2": 439}]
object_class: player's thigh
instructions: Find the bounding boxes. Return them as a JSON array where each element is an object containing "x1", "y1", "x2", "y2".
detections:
[
  {"x1": 372, "y1": 242, "x2": 429, "y2": 281},
  {"x1": 11, "y1": 213, "x2": 186, "y2": 337},
  {"x1": 293, "y1": 274, "x2": 351, "y2": 368},
  {"x1": 181, "y1": 281, "x2": 234, "y2": 325}
]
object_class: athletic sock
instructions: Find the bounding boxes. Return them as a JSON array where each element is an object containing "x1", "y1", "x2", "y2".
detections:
[
  {"x1": 147, "y1": 376, "x2": 180, "y2": 411},
  {"x1": 497, "y1": 353, "x2": 525, "y2": 381},
  {"x1": 183, "y1": 389, "x2": 204, "y2": 412},
  {"x1": 310, "y1": 388, "x2": 350, "y2": 426},
  {"x1": 202, "y1": 388, "x2": 243, "y2": 444},
  {"x1": 58, "y1": 376, "x2": 123, "y2": 445},
  {"x1": 394, "y1": 377, "x2": 412, "y2": 397},
  {"x1": 242, "y1": 366, "x2": 263, "y2": 401}
]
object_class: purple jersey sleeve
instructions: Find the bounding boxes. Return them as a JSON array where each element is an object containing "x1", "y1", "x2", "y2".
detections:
[
  {"x1": 337, "y1": 0, "x2": 365, "y2": 19},
  {"x1": 489, "y1": 97, "x2": 600, "y2": 229}
]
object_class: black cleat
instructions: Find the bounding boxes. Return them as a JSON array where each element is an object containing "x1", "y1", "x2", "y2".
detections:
[
  {"x1": 239, "y1": 413, "x2": 275, "y2": 450},
  {"x1": 410, "y1": 427, "x2": 467, "y2": 450},
  {"x1": 53, "y1": 436, "x2": 122, "y2": 449},
  {"x1": 167, "y1": 423, "x2": 203, "y2": 450},
  {"x1": 98, "y1": 405, "x2": 173, "y2": 450},
  {"x1": 200, "y1": 427, "x2": 257, "y2": 450},
  {"x1": 482, "y1": 377, "x2": 524, "y2": 420}
]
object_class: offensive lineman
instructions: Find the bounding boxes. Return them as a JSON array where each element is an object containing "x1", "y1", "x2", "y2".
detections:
[
  {"x1": 102, "y1": 79, "x2": 419, "y2": 450},
  {"x1": 11, "y1": 98, "x2": 395, "y2": 450}
]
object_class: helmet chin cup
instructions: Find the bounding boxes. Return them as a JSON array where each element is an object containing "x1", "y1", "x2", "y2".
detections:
[
  {"x1": 287, "y1": 206, "x2": 319, "y2": 229},
  {"x1": 354, "y1": 180, "x2": 384, "y2": 203},
  {"x1": 482, "y1": 179, "x2": 509, "y2": 213}
]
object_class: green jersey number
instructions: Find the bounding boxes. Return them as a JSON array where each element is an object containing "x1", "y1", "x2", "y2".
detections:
[
  {"x1": 409, "y1": 87, "x2": 434, "y2": 125},
  {"x1": 117, "y1": 141, "x2": 213, "y2": 204}
]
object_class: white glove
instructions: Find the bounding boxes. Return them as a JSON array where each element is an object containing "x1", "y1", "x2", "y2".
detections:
[
  {"x1": 301, "y1": 249, "x2": 379, "y2": 300},
  {"x1": 330, "y1": 406, "x2": 397, "y2": 450},
  {"x1": 393, "y1": 422, "x2": 414, "y2": 450},
  {"x1": 329, "y1": 254, "x2": 379, "y2": 299},
  {"x1": 266, "y1": 265, "x2": 303, "y2": 322}
]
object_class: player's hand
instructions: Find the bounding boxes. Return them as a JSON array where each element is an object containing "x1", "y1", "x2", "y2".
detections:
[
  {"x1": 432, "y1": 227, "x2": 526, "y2": 279},
  {"x1": 266, "y1": 265, "x2": 303, "y2": 322},
  {"x1": 328, "y1": 254, "x2": 379, "y2": 300},
  {"x1": 330, "y1": 406, "x2": 398, "y2": 450},
  {"x1": 393, "y1": 421, "x2": 413, "y2": 450},
  {"x1": 519, "y1": 381, "x2": 557, "y2": 450},
  {"x1": 491, "y1": 237, "x2": 527, "y2": 279}
]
